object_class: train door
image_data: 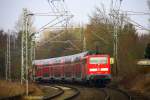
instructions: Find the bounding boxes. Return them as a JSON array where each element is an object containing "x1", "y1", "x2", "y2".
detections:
[
  {"x1": 81, "y1": 59, "x2": 87, "y2": 80},
  {"x1": 49, "y1": 66, "x2": 52, "y2": 78},
  {"x1": 75, "y1": 62, "x2": 82, "y2": 81},
  {"x1": 42, "y1": 66, "x2": 50, "y2": 80},
  {"x1": 64, "y1": 64, "x2": 73, "y2": 80},
  {"x1": 53, "y1": 65, "x2": 62, "y2": 80},
  {"x1": 35, "y1": 65, "x2": 43, "y2": 80}
]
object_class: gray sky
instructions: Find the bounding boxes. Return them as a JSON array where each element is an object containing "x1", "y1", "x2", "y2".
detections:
[{"x1": 0, "y1": 0, "x2": 149, "y2": 33}]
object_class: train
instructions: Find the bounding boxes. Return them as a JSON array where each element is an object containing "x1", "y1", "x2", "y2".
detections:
[{"x1": 32, "y1": 51, "x2": 111, "y2": 85}]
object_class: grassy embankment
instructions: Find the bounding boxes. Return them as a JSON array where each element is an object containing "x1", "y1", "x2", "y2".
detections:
[{"x1": 0, "y1": 80, "x2": 43, "y2": 99}]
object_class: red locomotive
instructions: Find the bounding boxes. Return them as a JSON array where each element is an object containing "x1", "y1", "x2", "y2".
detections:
[{"x1": 33, "y1": 51, "x2": 111, "y2": 85}]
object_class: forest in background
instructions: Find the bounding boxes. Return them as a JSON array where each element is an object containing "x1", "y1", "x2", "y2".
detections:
[{"x1": 0, "y1": 4, "x2": 150, "y2": 80}]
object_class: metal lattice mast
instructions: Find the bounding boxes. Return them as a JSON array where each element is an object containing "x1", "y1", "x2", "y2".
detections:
[
  {"x1": 21, "y1": 8, "x2": 32, "y2": 95},
  {"x1": 21, "y1": 25, "x2": 24, "y2": 84},
  {"x1": 30, "y1": 36, "x2": 35, "y2": 81},
  {"x1": 114, "y1": 18, "x2": 118, "y2": 76},
  {"x1": 5, "y1": 50, "x2": 8, "y2": 80},
  {"x1": 110, "y1": 0, "x2": 123, "y2": 76},
  {"x1": 110, "y1": 0, "x2": 117, "y2": 75},
  {"x1": 6, "y1": 30, "x2": 11, "y2": 81},
  {"x1": 6, "y1": 32, "x2": 9, "y2": 80},
  {"x1": 21, "y1": 8, "x2": 29, "y2": 95},
  {"x1": 8, "y1": 30, "x2": 11, "y2": 81},
  {"x1": 25, "y1": 9, "x2": 29, "y2": 96},
  {"x1": 111, "y1": 9, "x2": 119, "y2": 76},
  {"x1": 21, "y1": 9, "x2": 26, "y2": 84}
]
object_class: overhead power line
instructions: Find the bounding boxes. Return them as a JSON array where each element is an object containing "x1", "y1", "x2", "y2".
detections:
[{"x1": 109, "y1": 12, "x2": 150, "y2": 32}]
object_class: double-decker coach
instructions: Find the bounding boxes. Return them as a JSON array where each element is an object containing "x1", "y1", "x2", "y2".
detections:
[{"x1": 33, "y1": 51, "x2": 111, "y2": 85}]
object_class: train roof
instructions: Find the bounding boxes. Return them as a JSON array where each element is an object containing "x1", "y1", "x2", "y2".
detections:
[{"x1": 33, "y1": 51, "x2": 88, "y2": 65}]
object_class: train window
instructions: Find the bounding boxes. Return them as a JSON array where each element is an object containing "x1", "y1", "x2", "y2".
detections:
[
  {"x1": 76, "y1": 73, "x2": 81, "y2": 78},
  {"x1": 54, "y1": 73, "x2": 61, "y2": 77},
  {"x1": 65, "y1": 72, "x2": 72, "y2": 77},
  {"x1": 43, "y1": 73, "x2": 49, "y2": 77},
  {"x1": 90, "y1": 57, "x2": 108, "y2": 64}
]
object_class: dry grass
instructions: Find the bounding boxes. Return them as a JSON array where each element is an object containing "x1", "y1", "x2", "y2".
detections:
[
  {"x1": 0, "y1": 80, "x2": 44, "y2": 99},
  {"x1": 0, "y1": 80, "x2": 25, "y2": 98},
  {"x1": 119, "y1": 74, "x2": 150, "y2": 98},
  {"x1": 28, "y1": 83, "x2": 43, "y2": 96},
  {"x1": 131, "y1": 76, "x2": 150, "y2": 96},
  {"x1": 22, "y1": 83, "x2": 44, "y2": 100}
]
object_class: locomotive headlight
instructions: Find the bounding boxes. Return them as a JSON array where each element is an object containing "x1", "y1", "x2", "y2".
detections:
[
  {"x1": 89, "y1": 68, "x2": 98, "y2": 72},
  {"x1": 101, "y1": 68, "x2": 108, "y2": 71}
]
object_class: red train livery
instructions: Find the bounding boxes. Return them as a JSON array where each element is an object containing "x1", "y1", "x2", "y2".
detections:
[{"x1": 33, "y1": 52, "x2": 111, "y2": 85}]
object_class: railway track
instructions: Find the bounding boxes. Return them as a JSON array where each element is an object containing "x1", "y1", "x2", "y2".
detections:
[
  {"x1": 24, "y1": 84, "x2": 80, "y2": 100},
  {"x1": 100, "y1": 89, "x2": 110, "y2": 100},
  {"x1": 51, "y1": 85, "x2": 80, "y2": 100},
  {"x1": 99, "y1": 87, "x2": 131, "y2": 100},
  {"x1": 39, "y1": 85, "x2": 64, "y2": 100},
  {"x1": 59, "y1": 84, "x2": 133, "y2": 100},
  {"x1": 38, "y1": 84, "x2": 80, "y2": 100},
  {"x1": 2, "y1": 83, "x2": 148, "y2": 100},
  {"x1": 108, "y1": 87, "x2": 131, "y2": 100}
]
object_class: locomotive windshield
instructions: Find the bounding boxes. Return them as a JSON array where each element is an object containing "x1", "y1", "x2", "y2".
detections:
[{"x1": 90, "y1": 57, "x2": 108, "y2": 64}]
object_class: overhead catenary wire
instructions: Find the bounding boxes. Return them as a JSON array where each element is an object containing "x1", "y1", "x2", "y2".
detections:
[
  {"x1": 127, "y1": 18, "x2": 150, "y2": 32},
  {"x1": 47, "y1": 0, "x2": 58, "y2": 13},
  {"x1": 28, "y1": 0, "x2": 73, "y2": 46},
  {"x1": 92, "y1": 32, "x2": 109, "y2": 45},
  {"x1": 32, "y1": 0, "x2": 73, "y2": 34},
  {"x1": 32, "y1": 0, "x2": 74, "y2": 50},
  {"x1": 41, "y1": 15, "x2": 73, "y2": 31},
  {"x1": 67, "y1": 40, "x2": 81, "y2": 51},
  {"x1": 114, "y1": 0, "x2": 119, "y2": 9},
  {"x1": 109, "y1": 12, "x2": 150, "y2": 32},
  {"x1": 124, "y1": 10, "x2": 150, "y2": 15},
  {"x1": 38, "y1": 15, "x2": 64, "y2": 31},
  {"x1": 47, "y1": 0, "x2": 70, "y2": 28}
]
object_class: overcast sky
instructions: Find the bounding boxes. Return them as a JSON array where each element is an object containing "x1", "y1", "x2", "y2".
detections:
[{"x1": 0, "y1": 0, "x2": 149, "y2": 33}]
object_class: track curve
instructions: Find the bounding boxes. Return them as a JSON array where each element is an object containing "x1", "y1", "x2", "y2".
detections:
[{"x1": 50, "y1": 85, "x2": 80, "y2": 100}]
